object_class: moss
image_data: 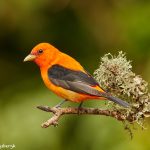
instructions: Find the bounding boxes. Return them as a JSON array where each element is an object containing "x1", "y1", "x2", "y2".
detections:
[{"x1": 94, "y1": 52, "x2": 150, "y2": 127}]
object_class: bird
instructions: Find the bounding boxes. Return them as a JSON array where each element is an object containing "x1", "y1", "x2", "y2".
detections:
[{"x1": 24, "y1": 43, "x2": 129, "y2": 108}]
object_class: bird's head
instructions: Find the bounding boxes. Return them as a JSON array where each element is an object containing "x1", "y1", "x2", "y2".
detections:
[{"x1": 24, "y1": 43, "x2": 59, "y2": 67}]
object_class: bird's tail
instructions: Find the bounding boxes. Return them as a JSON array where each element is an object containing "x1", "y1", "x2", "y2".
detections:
[{"x1": 98, "y1": 92, "x2": 130, "y2": 108}]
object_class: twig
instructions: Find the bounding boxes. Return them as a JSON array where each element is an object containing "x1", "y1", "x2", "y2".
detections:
[{"x1": 37, "y1": 106, "x2": 135, "y2": 128}]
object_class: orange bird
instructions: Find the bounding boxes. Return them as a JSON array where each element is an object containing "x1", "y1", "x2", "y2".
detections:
[{"x1": 24, "y1": 43, "x2": 129, "y2": 108}]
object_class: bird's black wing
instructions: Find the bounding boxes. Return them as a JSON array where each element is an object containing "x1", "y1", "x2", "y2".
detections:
[
  {"x1": 48, "y1": 64, "x2": 103, "y2": 96},
  {"x1": 47, "y1": 64, "x2": 130, "y2": 108}
]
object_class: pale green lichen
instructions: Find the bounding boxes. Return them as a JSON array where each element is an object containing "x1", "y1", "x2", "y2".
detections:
[{"x1": 94, "y1": 51, "x2": 150, "y2": 127}]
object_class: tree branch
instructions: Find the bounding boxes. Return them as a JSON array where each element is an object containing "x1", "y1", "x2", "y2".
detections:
[{"x1": 37, "y1": 106, "x2": 135, "y2": 128}]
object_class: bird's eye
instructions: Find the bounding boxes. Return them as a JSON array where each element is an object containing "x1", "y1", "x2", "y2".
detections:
[{"x1": 38, "y1": 49, "x2": 43, "y2": 54}]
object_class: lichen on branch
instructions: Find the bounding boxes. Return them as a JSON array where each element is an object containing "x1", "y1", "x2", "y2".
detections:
[{"x1": 94, "y1": 51, "x2": 150, "y2": 126}]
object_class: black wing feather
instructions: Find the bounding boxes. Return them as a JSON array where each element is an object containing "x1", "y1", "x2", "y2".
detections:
[
  {"x1": 48, "y1": 64, "x2": 99, "y2": 86},
  {"x1": 48, "y1": 64, "x2": 100, "y2": 95},
  {"x1": 48, "y1": 64, "x2": 130, "y2": 108}
]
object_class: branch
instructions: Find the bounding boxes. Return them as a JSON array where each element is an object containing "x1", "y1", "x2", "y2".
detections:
[{"x1": 37, "y1": 106, "x2": 135, "y2": 128}]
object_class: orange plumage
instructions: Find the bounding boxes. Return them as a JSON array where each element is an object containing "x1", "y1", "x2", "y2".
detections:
[{"x1": 24, "y1": 43, "x2": 129, "y2": 107}]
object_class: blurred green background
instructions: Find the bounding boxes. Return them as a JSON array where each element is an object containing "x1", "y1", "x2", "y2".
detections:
[{"x1": 0, "y1": 0, "x2": 150, "y2": 150}]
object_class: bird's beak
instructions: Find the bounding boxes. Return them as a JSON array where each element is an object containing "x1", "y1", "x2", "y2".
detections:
[{"x1": 24, "y1": 54, "x2": 36, "y2": 62}]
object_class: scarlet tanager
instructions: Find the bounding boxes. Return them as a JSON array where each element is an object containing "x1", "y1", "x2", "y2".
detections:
[{"x1": 24, "y1": 43, "x2": 129, "y2": 108}]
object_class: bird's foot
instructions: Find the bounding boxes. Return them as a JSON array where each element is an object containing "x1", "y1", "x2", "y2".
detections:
[
  {"x1": 54, "y1": 99, "x2": 67, "y2": 108},
  {"x1": 77, "y1": 102, "x2": 83, "y2": 115}
]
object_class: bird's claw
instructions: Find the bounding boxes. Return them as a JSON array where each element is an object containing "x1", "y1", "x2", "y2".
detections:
[
  {"x1": 77, "y1": 107, "x2": 83, "y2": 115},
  {"x1": 54, "y1": 104, "x2": 61, "y2": 108},
  {"x1": 54, "y1": 99, "x2": 67, "y2": 108},
  {"x1": 77, "y1": 102, "x2": 83, "y2": 115}
]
